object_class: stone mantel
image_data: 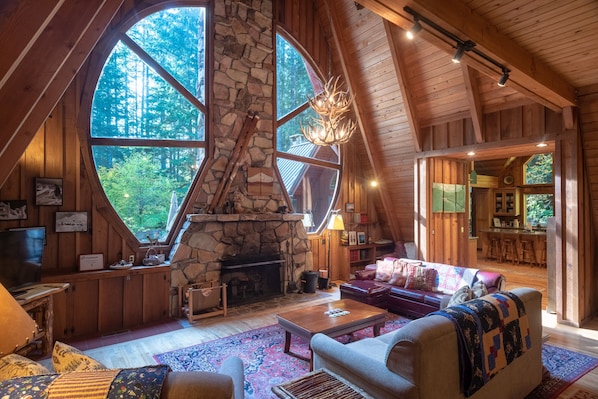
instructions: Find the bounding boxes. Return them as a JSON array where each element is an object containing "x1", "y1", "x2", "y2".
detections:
[{"x1": 187, "y1": 213, "x2": 305, "y2": 223}]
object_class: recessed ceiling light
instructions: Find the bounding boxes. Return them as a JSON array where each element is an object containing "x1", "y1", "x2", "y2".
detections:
[
  {"x1": 467, "y1": 151, "x2": 475, "y2": 156},
  {"x1": 536, "y1": 143, "x2": 548, "y2": 147}
]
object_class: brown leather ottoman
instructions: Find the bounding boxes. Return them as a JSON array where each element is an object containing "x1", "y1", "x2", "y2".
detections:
[{"x1": 339, "y1": 280, "x2": 390, "y2": 308}]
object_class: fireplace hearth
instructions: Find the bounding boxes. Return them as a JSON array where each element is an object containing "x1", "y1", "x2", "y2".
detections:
[{"x1": 220, "y1": 254, "x2": 285, "y2": 306}]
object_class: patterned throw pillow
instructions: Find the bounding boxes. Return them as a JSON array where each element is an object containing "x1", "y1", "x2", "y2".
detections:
[
  {"x1": 404, "y1": 263, "x2": 436, "y2": 291},
  {"x1": 472, "y1": 280, "x2": 488, "y2": 298},
  {"x1": 52, "y1": 341, "x2": 106, "y2": 373},
  {"x1": 388, "y1": 261, "x2": 407, "y2": 286},
  {"x1": 374, "y1": 259, "x2": 395, "y2": 282},
  {"x1": 447, "y1": 285, "x2": 473, "y2": 307},
  {"x1": 0, "y1": 354, "x2": 50, "y2": 381}
]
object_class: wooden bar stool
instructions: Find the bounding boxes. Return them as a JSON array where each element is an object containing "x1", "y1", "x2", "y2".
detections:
[
  {"x1": 520, "y1": 239, "x2": 537, "y2": 266},
  {"x1": 501, "y1": 238, "x2": 518, "y2": 264},
  {"x1": 538, "y1": 239, "x2": 547, "y2": 267},
  {"x1": 487, "y1": 236, "x2": 502, "y2": 262}
]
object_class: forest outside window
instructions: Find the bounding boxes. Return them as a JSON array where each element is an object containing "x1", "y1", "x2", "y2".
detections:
[
  {"x1": 90, "y1": 7, "x2": 207, "y2": 243},
  {"x1": 523, "y1": 153, "x2": 554, "y2": 227},
  {"x1": 275, "y1": 33, "x2": 342, "y2": 233}
]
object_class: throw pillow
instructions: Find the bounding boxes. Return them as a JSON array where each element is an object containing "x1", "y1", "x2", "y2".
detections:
[
  {"x1": 0, "y1": 353, "x2": 50, "y2": 381},
  {"x1": 52, "y1": 341, "x2": 107, "y2": 373},
  {"x1": 388, "y1": 261, "x2": 407, "y2": 286},
  {"x1": 472, "y1": 280, "x2": 488, "y2": 298},
  {"x1": 404, "y1": 264, "x2": 436, "y2": 291},
  {"x1": 447, "y1": 285, "x2": 473, "y2": 307},
  {"x1": 374, "y1": 259, "x2": 395, "y2": 282}
]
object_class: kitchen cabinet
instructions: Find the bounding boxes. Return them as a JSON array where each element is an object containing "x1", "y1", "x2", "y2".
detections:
[
  {"x1": 44, "y1": 265, "x2": 170, "y2": 339},
  {"x1": 493, "y1": 188, "x2": 520, "y2": 216}
]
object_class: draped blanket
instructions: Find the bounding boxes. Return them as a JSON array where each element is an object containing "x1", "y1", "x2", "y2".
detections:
[
  {"x1": 0, "y1": 365, "x2": 170, "y2": 399},
  {"x1": 431, "y1": 292, "x2": 531, "y2": 397}
]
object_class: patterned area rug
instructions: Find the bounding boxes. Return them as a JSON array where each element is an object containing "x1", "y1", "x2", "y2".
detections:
[{"x1": 154, "y1": 318, "x2": 598, "y2": 399}]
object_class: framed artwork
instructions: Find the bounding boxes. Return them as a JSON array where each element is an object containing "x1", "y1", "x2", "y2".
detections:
[
  {"x1": 56, "y1": 211, "x2": 88, "y2": 232},
  {"x1": 348, "y1": 231, "x2": 357, "y2": 246},
  {"x1": 79, "y1": 254, "x2": 104, "y2": 271},
  {"x1": 345, "y1": 202, "x2": 355, "y2": 212},
  {"x1": 357, "y1": 232, "x2": 367, "y2": 245},
  {"x1": 36, "y1": 178, "x2": 63, "y2": 206},
  {"x1": 0, "y1": 200, "x2": 27, "y2": 220},
  {"x1": 493, "y1": 217, "x2": 502, "y2": 227}
]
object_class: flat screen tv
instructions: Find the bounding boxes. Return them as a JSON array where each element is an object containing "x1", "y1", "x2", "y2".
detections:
[{"x1": 0, "y1": 227, "x2": 45, "y2": 292}]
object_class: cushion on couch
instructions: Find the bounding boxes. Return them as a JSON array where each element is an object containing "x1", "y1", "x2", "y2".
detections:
[
  {"x1": 52, "y1": 341, "x2": 107, "y2": 372},
  {"x1": 375, "y1": 259, "x2": 396, "y2": 282},
  {"x1": 0, "y1": 354, "x2": 50, "y2": 381},
  {"x1": 447, "y1": 285, "x2": 473, "y2": 307},
  {"x1": 404, "y1": 263, "x2": 436, "y2": 291}
]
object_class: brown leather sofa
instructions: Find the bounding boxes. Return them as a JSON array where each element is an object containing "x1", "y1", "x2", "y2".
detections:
[{"x1": 340, "y1": 259, "x2": 506, "y2": 318}]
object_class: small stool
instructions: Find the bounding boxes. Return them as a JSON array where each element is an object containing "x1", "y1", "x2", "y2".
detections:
[
  {"x1": 501, "y1": 238, "x2": 518, "y2": 264},
  {"x1": 520, "y1": 239, "x2": 537, "y2": 266},
  {"x1": 487, "y1": 237, "x2": 502, "y2": 262},
  {"x1": 538, "y1": 239, "x2": 547, "y2": 267}
]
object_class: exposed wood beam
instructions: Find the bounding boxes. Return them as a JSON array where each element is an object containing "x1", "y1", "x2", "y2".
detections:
[
  {"x1": 384, "y1": 20, "x2": 421, "y2": 152},
  {"x1": 461, "y1": 65, "x2": 483, "y2": 143},
  {"x1": 324, "y1": 0, "x2": 402, "y2": 240},
  {"x1": 0, "y1": 0, "x2": 124, "y2": 186},
  {"x1": 354, "y1": 0, "x2": 577, "y2": 110}
]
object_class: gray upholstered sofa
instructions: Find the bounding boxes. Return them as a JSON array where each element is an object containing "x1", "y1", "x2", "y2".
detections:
[{"x1": 311, "y1": 287, "x2": 543, "y2": 399}]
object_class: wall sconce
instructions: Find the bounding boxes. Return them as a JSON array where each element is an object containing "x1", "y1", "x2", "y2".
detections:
[{"x1": 300, "y1": 76, "x2": 356, "y2": 146}]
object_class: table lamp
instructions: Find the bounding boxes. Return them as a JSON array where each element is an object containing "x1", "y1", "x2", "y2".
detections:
[
  {"x1": 0, "y1": 283, "x2": 38, "y2": 356},
  {"x1": 326, "y1": 210, "x2": 345, "y2": 288}
]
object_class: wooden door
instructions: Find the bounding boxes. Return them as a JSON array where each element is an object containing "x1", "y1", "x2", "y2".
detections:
[
  {"x1": 142, "y1": 272, "x2": 170, "y2": 323},
  {"x1": 123, "y1": 274, "x2": 143, "y2": 328}
]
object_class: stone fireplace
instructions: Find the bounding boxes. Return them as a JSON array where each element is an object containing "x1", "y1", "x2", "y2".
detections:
[{"x1": 169, "y1": 213, "x2": 312, "y2": 312}]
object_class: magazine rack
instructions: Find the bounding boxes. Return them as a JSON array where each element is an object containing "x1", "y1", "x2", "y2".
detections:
[{"x1": 179, "y1": 282, "x2": 227, "y2": 322}]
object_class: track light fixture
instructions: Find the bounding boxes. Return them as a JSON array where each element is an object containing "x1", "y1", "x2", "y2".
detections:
[
  {"x1": 403, "y1": 6, "x2": 510, "y2": 88},
  {"x1": 498, "y1": 68, "x2": 510, "y2": 87},
  {"x1": 406, "y1": 18, "x2": 422, "y2": 40},
  {"x1": 452, "y1": 40, "x2": 475, "y2": 63}
]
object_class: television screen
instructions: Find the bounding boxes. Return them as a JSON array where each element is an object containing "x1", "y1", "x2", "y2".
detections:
[{"x1": 0, "y1": 227, "x2": 45, "y2": 292}]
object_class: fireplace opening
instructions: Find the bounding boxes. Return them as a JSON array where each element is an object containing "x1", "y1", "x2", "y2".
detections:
[{"x1": 220, "y1": 254, "x2": 285, "y2": 307}]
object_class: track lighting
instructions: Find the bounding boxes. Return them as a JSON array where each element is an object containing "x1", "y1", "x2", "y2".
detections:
[
  {"x1": 406, "y1": 19, "x2": 422, "y2": 40},
  {"x1": 404, "y1": 6, "x2": 511, "y2": 89},
  {"x1": 452, "y1": 41, "x2": 475, "y2": 63},
  {"x1": 497, "y1": 68, "x2": 510, "y2": 87}
]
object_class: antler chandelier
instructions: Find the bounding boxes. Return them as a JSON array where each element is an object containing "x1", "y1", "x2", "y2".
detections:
[{"x1": 300, "y1": 76, "x2": 356, "y2": 146}]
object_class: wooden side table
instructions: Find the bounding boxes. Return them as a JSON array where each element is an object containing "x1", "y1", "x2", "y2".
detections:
[{"x1": 272, "y1": 368, "x2": 374, "y2": 399}]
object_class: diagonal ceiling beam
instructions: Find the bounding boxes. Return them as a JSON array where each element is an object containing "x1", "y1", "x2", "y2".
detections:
[
  {"x1": 384, "y1": 20, "x2": 422, "y2": 152},
  {"x1": 324, "y1": 0, "x2": 402, "y2": 240},
  {"x1": 461, "y1": 65, "x2": 484, "y2": 143},
  {"x1": 354, "y1": 0, "x2": 577, "y2": 111},
  {"x1": 0, "y1": 0, "x2": 124, "y2": 187}
]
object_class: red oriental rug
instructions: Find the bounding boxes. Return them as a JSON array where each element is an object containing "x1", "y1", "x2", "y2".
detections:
[{"x1": 154, "y1": 317, "x2": 598, "y2": 399}]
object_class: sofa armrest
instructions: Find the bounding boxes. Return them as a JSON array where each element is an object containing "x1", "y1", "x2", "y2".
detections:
[
  {"x1": 161, "y1": 356, "x2": 244, "y2": 399},
  {"x1": 354, "y1": 268, "x2": 376, "y2": 280},
  {"x1": 311, "y1": 333, "x2": 415, "y2": 398},
  {"x1": 475, "y1": 270, "x2": 506, "y2": 292}
]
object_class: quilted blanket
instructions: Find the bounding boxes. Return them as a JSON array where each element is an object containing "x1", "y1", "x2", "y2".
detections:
[{"x1": 431, "y1": 292, "x2": 531, "y2": 397}]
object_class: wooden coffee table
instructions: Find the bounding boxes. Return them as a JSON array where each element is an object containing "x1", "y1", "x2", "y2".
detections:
[{"x1": 276, "y1": 298, "x2": 387, "y2": 370}]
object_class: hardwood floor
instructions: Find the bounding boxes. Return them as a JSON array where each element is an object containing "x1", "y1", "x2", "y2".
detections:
[{"x1": 43, "y1": 258, "x2": 598, "y2": 397}]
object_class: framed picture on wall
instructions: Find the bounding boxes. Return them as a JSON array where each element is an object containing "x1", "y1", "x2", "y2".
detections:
[
  {"x1": 357, "y1": 232, "x2": 367, "y2": 245},
  {"x1": 345, "y1": 202, "x2": 355, "y2": 212},
  {"x1": 348, "y1": 231, "x2": 357, "y2": 246},
  {"x1": 36, "y1": 178, "x2": 63, "y2": 206},
  {"x1": 56, "y1": 211, "x2": 88, "y2": 232},
  {"x1": 0, "y1": 200, "x2": 27, "y2": 220}
]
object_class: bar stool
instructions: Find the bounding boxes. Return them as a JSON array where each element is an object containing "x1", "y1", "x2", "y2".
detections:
[
  {"x1": 538, "y1": 239, "x2": 547, "y2": 267},
  {"x1": 501, "y1": 238, "x2": 518, "y2": 264},
  {"x1": 487, "y1": 236, "x2": 502, "y2": 262},
  {"x1": 520, "y1": 239, "x2": 537, "y2": 266}
]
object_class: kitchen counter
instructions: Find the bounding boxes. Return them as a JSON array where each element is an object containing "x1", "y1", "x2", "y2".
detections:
[{"x1": 479, "y1": 229, "x2": 546, "y2": 265}]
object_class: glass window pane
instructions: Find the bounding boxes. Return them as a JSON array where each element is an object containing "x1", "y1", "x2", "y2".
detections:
[
  {"x1": 92, "y1": 42, "x2": 204, "y2": 140},
  {"x1": 278, "y1": 158, "x2": 339, "y2": 230},
  {"x1": 524, "y1": 153, "x2": 553, "y2": 184},
  {"x1": 127, "y1": 7, "x2": 205, "y2": 102},
  {"x1": 276, "y1": 34, "x2": 318, "y2": 119},
  {"x1": 92, "y1": 146, "x2": 204, "y2": 242},
  {"x1": 525, "y1": 193, "x2": 553, "y2": 227}
]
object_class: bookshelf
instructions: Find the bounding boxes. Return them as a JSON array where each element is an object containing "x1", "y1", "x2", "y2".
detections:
[{"x1": 347, "y1": 243, "x2": 394, "y2": 275}]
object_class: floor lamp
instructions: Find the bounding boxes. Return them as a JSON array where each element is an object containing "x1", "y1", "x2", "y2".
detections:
[{"x1": 327, "y1": 211, "x2": 345, "y2": 288}]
